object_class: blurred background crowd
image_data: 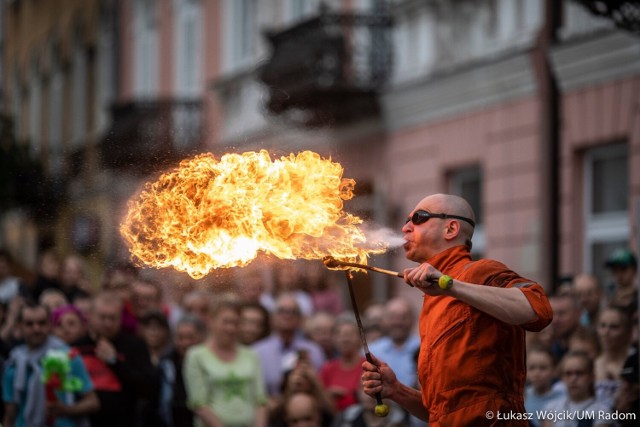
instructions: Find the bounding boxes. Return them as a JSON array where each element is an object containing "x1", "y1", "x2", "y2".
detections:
[{"x1": 0, "y1": 244, "x2": 638, "y2": 427}]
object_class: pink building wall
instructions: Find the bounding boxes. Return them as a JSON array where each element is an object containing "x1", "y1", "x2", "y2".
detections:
[
  {"x1": 559, "y1": 76, "x2": 640, "y2": 276},
  {"x1": 386, "y1": 98, "x2": 543, "y2": 281}
]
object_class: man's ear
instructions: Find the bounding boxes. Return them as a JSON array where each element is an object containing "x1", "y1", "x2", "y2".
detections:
[{"x1": 443, "y1": 220, "x2": 460, "y2": 241}]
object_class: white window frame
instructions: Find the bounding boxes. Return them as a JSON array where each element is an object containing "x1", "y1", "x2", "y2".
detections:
[
  {"x1": 133, "y1": 0, "x2": 158, "y2": 98},
  {"x1": 174, "y1": 0, "x2": 202, "y2": 97},
  {"x1": 222, "y1": 0, "x2": 255, "y2": 73},
  {"x1": 582, "y1": 143, "x2": 630, "y2": 274}
]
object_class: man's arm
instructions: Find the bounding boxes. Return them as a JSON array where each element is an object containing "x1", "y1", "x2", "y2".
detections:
[
  {"x1": 446, "y1": 281, "x2": 537, "y2": 325},
  {"x1": 361, "y1": 354, "x2": 429, "y2": 421},
  {"x1": 405, "y1": 264, "x2": 540, "y2": 326}
]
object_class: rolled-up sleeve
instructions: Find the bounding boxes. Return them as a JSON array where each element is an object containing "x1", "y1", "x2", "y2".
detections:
[{"x1": 513, "y1": 282, "x2": 553, "y2": 331}]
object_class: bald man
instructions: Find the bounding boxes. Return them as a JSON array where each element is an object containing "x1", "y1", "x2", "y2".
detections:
[{"x1": 362, "y1": 194, "x2": 553, "y2": 426}]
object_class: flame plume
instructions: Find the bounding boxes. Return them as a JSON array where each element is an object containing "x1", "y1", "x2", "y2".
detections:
[{"x1": 120, "y1": 150, "x2": 383, "y2": 279}]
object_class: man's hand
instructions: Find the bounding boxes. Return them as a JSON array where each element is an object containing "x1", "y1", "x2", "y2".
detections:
[
  {"x1": 361, "y1": 354, "x2": 399, "y2": 400},
  {"x1": 95, "y1": 338, "x2": 117, "y2": 364},
  {"x1": 404, "y1": 263, "x2": 446, "y2": 296}
]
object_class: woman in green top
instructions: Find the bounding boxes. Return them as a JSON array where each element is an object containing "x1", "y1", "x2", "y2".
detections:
[{"x1": 184, "y1": 294, "x2": 268, "y2": 427}]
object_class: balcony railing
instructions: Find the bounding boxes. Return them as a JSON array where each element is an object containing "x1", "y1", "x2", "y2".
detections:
[
  {"x1": 101, "y1": 99, "x2": 202, "y2": 172},
  {"x1": 573, "y1": 0, "x2": 640, "y2": 34},
  {"x1": 259, "y1": 9, "x2": 393, "y2": 126}
]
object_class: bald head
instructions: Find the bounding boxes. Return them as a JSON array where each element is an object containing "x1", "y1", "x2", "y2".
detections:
[
  {"x1": 420, "y1": 194, "x2": 475, "y2": 238},
  {"x1": 403, "y1": 194, "x2": 476, "y2": 262}
]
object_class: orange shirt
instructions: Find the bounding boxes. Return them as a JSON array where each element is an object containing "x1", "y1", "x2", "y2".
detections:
[{"x1": 417, "y1": 245, "x2": 552, "y2": 426}]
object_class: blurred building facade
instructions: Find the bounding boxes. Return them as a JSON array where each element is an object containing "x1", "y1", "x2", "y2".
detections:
[{"x1": 1, "y1": 0, "x2": 639, "y2": 294}]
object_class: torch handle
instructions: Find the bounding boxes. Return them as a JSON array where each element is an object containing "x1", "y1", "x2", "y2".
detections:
[{"x1": 344, "y1": 272, "x2": 389, "y2": 417}]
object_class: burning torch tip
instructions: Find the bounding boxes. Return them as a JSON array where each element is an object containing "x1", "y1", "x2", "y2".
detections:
[{"x1": 322, "y1": 256, "x2": 340, "y2": 268}]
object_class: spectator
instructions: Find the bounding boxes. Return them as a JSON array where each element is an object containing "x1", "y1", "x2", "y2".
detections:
[
  {"x1": 604, "y1": 248, "x2": 637, "y2": 310},
  {"x1": 2, "y1": 302, "x2": 99, "y2": 427},
  {"x1": 60, "y1": 255, "x2": 91, "y2": 302},
  {"x1": 102, "y1": 265, "x2": 137, "y2": 336},
  {"x1": 73, "y1": 291, "x2": 157, "y2": 427},
  {"x1": 362, "y1": 303, "x2": 385, "y2": 344},
  {"x1": 131, "y1": 278, "x2": 164, "y2": 319},
  {"x1": 30, "y1": 248, "x2": 62, "y2": 302},
  {"x1": 305, "y1": 311, "x2": 336, "y2": 360},
  {"x1": 139, "y1": 310, "x2": 172, "y2": 366},
  {"x1": 71, "y1": 294, "x2": 92, "y2": 322},
  {"x1": 0, "y1": 250, "x2": 26, "y2": 305},
  {"x1": 183, "y1": 293, "x2": 268, "y2": 426},
  {"x1": 283, "y1": 392, "x2": 323, "y2": 427},
  {"x1": 549, "y1": 293, "x2": 582, "y2": 361},
  {"x1": 595, "y1": 305, "x2": 633, "y2": 410},
  {"x1": 158, "y1": 315, "x2": 205, "y2": 427},
  {"x1": 304, "y1": 262, "x2": 344, "y2": 316},
  {"x1": 239, "y1": 301, "x2": 271, "y2": 346},
  {"x1": 51, "y1": 305, "x2": 88, "y2": 345},
  {"x1": 319, "y1": 315, "x2": 365, "y2": 412},
  {"x1": 253, "y1": 293, "x2": 325, "y2": 397},
  {"x1": 541, "y1": 352, "x2": 613, "y2": 427},
  {"x1": 0, "y1": 296, "x2": 25, "y2": 353},
  {"x1": 573, "y1": 273, "x2": 603, "y2": 328},
  {"x1": 39, "y1": 289, "x2": 68, "y2": 313},
  {"x1": 263, "y1": 262, "x2": 314, "y2": 317},
  {"x1": 524, "y1": 347, "x2": 566, "y2": 427},
  {"x1": 615, "y1": 345, "x2": 639, "y2": 426},
  {"x1": 367, "y1": 297, "x2": 420, "y2": 388},
  {"x1": 181, "y1": 290, "x2": 210, "y2": 326},
  {"x1": 567, "y1": 327, "x2": 600, "y2": 361},
  {"x1": 235, "y1": 263, "x2": 270, "y2": 306},
  {"x1": 269, "y1": 361, "x2": 334, "y2": 427}
]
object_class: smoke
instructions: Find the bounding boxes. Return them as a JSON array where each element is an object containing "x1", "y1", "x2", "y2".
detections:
[{"x1": 361, "y1": 226, "x2": 405, "y2": 251}]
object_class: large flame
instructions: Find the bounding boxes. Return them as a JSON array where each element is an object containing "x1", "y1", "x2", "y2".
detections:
[{"x1": 120, "y1": 150, "x2": 383, "y2": 279}]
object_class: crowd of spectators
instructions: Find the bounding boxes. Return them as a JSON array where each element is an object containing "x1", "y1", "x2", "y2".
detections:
[
  {"x1": 0, "y1": 246, "x2": 638, "y2": 426},
  {"x1": 525, "y1": 248, "x2": 639, "y2": 427}
]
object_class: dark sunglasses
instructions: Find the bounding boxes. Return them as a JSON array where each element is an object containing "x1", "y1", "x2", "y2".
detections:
[{"x1": 406, "y1": 210, "x2": 476, "y2": 227}]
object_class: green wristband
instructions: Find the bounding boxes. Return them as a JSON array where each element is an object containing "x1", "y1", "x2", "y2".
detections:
[{"x1": 438, "y1": 275, "x2": 453, "y2": 290}]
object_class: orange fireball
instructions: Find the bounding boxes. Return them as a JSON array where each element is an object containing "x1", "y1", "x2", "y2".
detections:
[{"x1": 120, "y1": 150, "x2": 383, "y2": 279}]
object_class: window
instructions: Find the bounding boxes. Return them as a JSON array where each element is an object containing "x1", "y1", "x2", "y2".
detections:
[
  {"x1": 583, "y1": 143, "x2": 629, "y2": 285},
  {"x1": 223, "y1": 0, "x2": 254, "y2": 71},
  {"x1": 96, "y1": 9, "x2": 115, "y2": 134},
  {"x1": 133, "y1": 0, "x2": 158, "y2": 97},
  {"x1": 71, "y1": 30, "x2": 87, "y2": 147},
  {"x1": 449, "y1": 166, "x2": 484, "y2": 259},
  {"x1": 49, "y1": 47, "x2": 64, "y2": 175},
  {"x1": 11, "y1": 70, "x2": 22, "y2": 139},
  {"x1": 28, "y1": 60, "x2": 41, "y2": 154},
  {"x1": 175, "y1": 0, "x2": 201, "y2": 97},
  {"x1": 286, "y1": 0, "x2": 313, "y2": 22}
]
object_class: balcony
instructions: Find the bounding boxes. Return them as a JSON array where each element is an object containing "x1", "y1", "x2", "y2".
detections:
[
  {"x1": 101, "y1": 99, "x2": 202, "y2": 173},
  {"x1": 259, "y1": 8, "x2": 393, "y2": 127}
]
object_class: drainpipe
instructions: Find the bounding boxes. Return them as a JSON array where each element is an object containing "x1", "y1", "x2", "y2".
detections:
[{"x1": 531, "y1": 0, "x2": 562, "y2": 292}]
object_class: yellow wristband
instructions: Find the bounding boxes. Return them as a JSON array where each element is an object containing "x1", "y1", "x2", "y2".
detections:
[{"x1": 438, "y1": 275, "x2": 453, "y2": 290}]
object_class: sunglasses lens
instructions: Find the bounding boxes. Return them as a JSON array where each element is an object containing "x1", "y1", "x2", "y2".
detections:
[{"x1": 411, "y1": 211, "x2": 430, "y2": 225}]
